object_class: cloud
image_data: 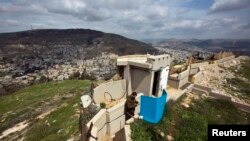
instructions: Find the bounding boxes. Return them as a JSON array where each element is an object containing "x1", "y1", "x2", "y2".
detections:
[
  {"x1": 0, "y1": 19, "x2": 21, "y2": 27},
  {"x1": 242, "y1": 23, "x2": 250, "y2": 29},
  {"x1": 0, "y1": 1, "x2": 47, "y2": 14},
  {"x1": 0, "y1": 0, "x2": 249, "y2": 39},
  {"x1": 210, "y1": 0, "x2": 250, "y2": 13}
]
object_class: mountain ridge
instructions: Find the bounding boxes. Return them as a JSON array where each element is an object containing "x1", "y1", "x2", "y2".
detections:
[{"x1": 0, "y1": 28, "x2": 158, "y2": 57}]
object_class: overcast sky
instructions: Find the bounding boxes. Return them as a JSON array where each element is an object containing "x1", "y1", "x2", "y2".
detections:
[{"x1": 0, "y1": 0, "x2": 250, "y2": 39}]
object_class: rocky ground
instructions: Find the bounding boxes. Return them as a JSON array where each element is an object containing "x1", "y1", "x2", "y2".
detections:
[{"x1": 196, "y1": 58, "x2": 247, "y2": 103}]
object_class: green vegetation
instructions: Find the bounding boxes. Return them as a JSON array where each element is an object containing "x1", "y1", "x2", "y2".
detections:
[
  {"x1": 24, "y1": 95, "x2": 81, "y2": 141},
  {"x1": 172, "y1": 59, "x2": 186, "y2": 66},
  {"x1": 225, "y1": 59, "x2": 250, "y2": 103},
  {"x1": 0, "y1": 80, "x2": 91, "y2": 140},
  {"x1": 100, "y1": 102, "x2": 106, "y2": 108},
  {"x1": 131, "y1": 95, "x2": 250, "y2": 141},
  {"x1": 238, "y1": 59, "x2": 250, "y2": 81}
]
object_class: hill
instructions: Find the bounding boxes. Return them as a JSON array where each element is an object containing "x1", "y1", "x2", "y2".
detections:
[
  {"x1": 153, "y1": 39, "x2": 250, "y2": 55},
  {"x1": 0, "y1": 29, "x2": 158, "y2": 58},
  {"x1": 0, "y1": 29, "x2": 159, "y2": 95}
]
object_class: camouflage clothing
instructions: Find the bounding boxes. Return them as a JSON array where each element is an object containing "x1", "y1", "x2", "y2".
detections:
[{"x1": 125, "y1": 93, "x2": 138, "y2": 120}]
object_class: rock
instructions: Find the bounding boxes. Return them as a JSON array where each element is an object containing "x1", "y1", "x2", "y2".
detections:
[
  {"x1": 181, "y1": 103, "x2": 190, "y2": 108},
  {"x1": 22, "y1": 80, "x2": 29, "y2": 84},
  {"x1": 167, "y1": 135, "x2": 174, "y2": 141},
  {"x1": 64, "y1": 74, "x2": 69, "y2": 79},
  {"x1": 27, "y1": 76, "x2": 34, "y2": 81},
  {"x1": 202, "y1": 94, "x2": 208, "y2": 98},
  {"x1": 112, "y1": 74, "x2": 122, "y2": 81},
  {"x1": 4, "y1": 75, "x2": 12, "y2": 80},
  {"x1": 232, "y1": 60, "x2": 237, "y2": 65},
  {"x1": 160, "y1": 131, "x2": 165, "y2": 137},
  {"x1": 67, "y1": 138, "x2": 74, "y2": 141},
  {"x1": 57, "y1": 75, "x2": 64, "y2": 81}
]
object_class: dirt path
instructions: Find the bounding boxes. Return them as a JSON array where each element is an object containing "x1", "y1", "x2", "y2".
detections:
[
  {"x1": 0, "y1": 93, "x2": 77, "y2": 140},
  {"x1": 0, "y1": 121, "x2": 29, "y2": 140},
  {"x1": 0, "y1": 106, "x2": 58, "y2": 140},
  {"x1": 0, "y1": 96, "x2": 72, "y2": 141}
]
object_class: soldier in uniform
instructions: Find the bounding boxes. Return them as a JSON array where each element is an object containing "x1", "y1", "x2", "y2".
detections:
[{"x1": 125, "y1": 92, "x2": 139, "y2": 120}]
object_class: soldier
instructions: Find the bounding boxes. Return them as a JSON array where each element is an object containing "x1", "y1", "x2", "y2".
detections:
[{"x1": 125, "y1": 92, "x2": 139, "y2": 120}]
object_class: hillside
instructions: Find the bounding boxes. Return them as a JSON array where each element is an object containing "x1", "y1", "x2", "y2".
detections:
[
  {"x1": 153, "y1": 39, "x2": 250, "y2": 55},
  {"x1": 0, "y1": 29, "x2": 158, "y2": 58},
  {"x1": 0, "y1": 29, "x2": 159, "y2": 96},
  {"x1": 131, "y1": 93, "x2": 250, "y2": 141},
  {"x1": 0, "y1": 80, "x2": 94, "y2": 141}
]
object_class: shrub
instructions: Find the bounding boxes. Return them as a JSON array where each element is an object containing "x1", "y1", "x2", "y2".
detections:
[{"x1": 100, "y1": 102, "x2": 106, "y2": 108}]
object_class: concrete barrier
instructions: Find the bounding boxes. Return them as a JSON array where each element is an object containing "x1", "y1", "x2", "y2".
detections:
[
  {"x1": 168, "y1": 67, "x2": 190, "y2": 89},
  {"x1": 193, "y1": 84, "x2": 212, "y2": 93},
  {"x1": 191, "y1": 71, "x2": 202, "y2": 83},
  {"x1": 87, "y1": 99, "x2": 126, "y2": 140},
  {"x1": 192, "y1": 84, "x2": 250, "y2": 113},
  {"x1": 190, "y1": 62, "x2": 209, "y2": 69},
  {"x1": 86, "y1": 93, "x2": 144, "y2": 141},
  {"x1": 214, "y1": 55, "x2": 235, "y2": 64},
  {"x1": 232, "y1": 102, "x2": 250, "y2": 113},
  {"x1": 192, "y1": 87, "x2": 209, "y2": 95},
  {"x1": 209, "y1": 91, "x2": 232, "y2": 101},
  {"x1": 87, "y1": 109, "x2": 107, "y2": 140},
  {"x1": 93, "y1": 79, "x2": 126, "y2": 104},
  {"x1": 189, "y1": 68, "x2": 199, "y2": 75}
]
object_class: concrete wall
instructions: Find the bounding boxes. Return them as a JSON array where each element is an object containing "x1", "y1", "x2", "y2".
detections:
[
  {"x1": 189, "y1": 68, "x2": 199, "y2": 75},
  {"x1": 232, "y1": 102, "x2": 250, "y2": 113},
  {"x1": 193, "y1": 84, "x2": 212, "y2": 92},
  {"x1": 93, "y1": 79, "x2": 126, "y2": 104},
  {"x1": 168, "y1": 67, "x2": 190, "y2": 89},
  {"x1": 168, "y1": 77, "x2": 188, "y2": 89},
  {"x1": 214, "y1": 55, "x2": 235, "y2": 64},
  {"x1": 124, "y1": 65, "x2": 132, "y2": 95},
  {"x1": 131, "y1": 67, "x2": 152, "y2": 96},
  {"x1": 87, "y1": 109, "x2": 107, "y2": 140},
  {"x1": 190, "y1": 62, "x2": 209, "y2": 69},
  {"x1": 209, "y1": 90, "x2": 232, "y2": 101},
  {"x1": 107, "y1": 102, "x2": 126, "y2": 137},
  {"x1": 189, "y1": 62, "x2": 208, "y2": 75},
  {"x1": 191, "y1": 71, "x2": 202, "y2": 83},
  {"x1": 87, "y1": 94, "x2": 143, "y2": 141},
  {"x1": 192, "y1": 84, "x2": 250, "y2": 113},
  {"x1": 87, "y1": 100, "x2": 126, "y2": 141},
  {"x1": 147, "y1": 55, "x2": 171, "y2": 71}
]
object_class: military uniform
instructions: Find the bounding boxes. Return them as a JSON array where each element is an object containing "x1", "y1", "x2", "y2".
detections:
[{"x1": 125, "y1": 93, "x2": 138, "y2": 120}]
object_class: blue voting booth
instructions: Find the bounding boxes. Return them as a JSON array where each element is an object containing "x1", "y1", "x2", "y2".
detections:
[{"x1": 140, "y1": 90, "x2": 167, "y2": 124}]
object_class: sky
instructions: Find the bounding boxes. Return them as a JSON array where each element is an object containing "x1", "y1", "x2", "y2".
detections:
[{"x1": 0, "y1": 0, "x2": 250, "y2": 39}]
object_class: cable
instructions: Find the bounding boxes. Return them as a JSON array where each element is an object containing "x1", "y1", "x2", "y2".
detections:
[{"x1": 104, "y1": 91, "x2": 113, "y2": 103}]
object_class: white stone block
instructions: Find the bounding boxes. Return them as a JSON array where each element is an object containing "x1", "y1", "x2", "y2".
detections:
[{"x1": 107, "y1": 115, "x2": 125, "y2": 136}]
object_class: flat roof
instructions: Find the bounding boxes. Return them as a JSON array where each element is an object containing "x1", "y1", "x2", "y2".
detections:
[{"x1": 117, "y1": 54, "x2": 171, "y2": 69}]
